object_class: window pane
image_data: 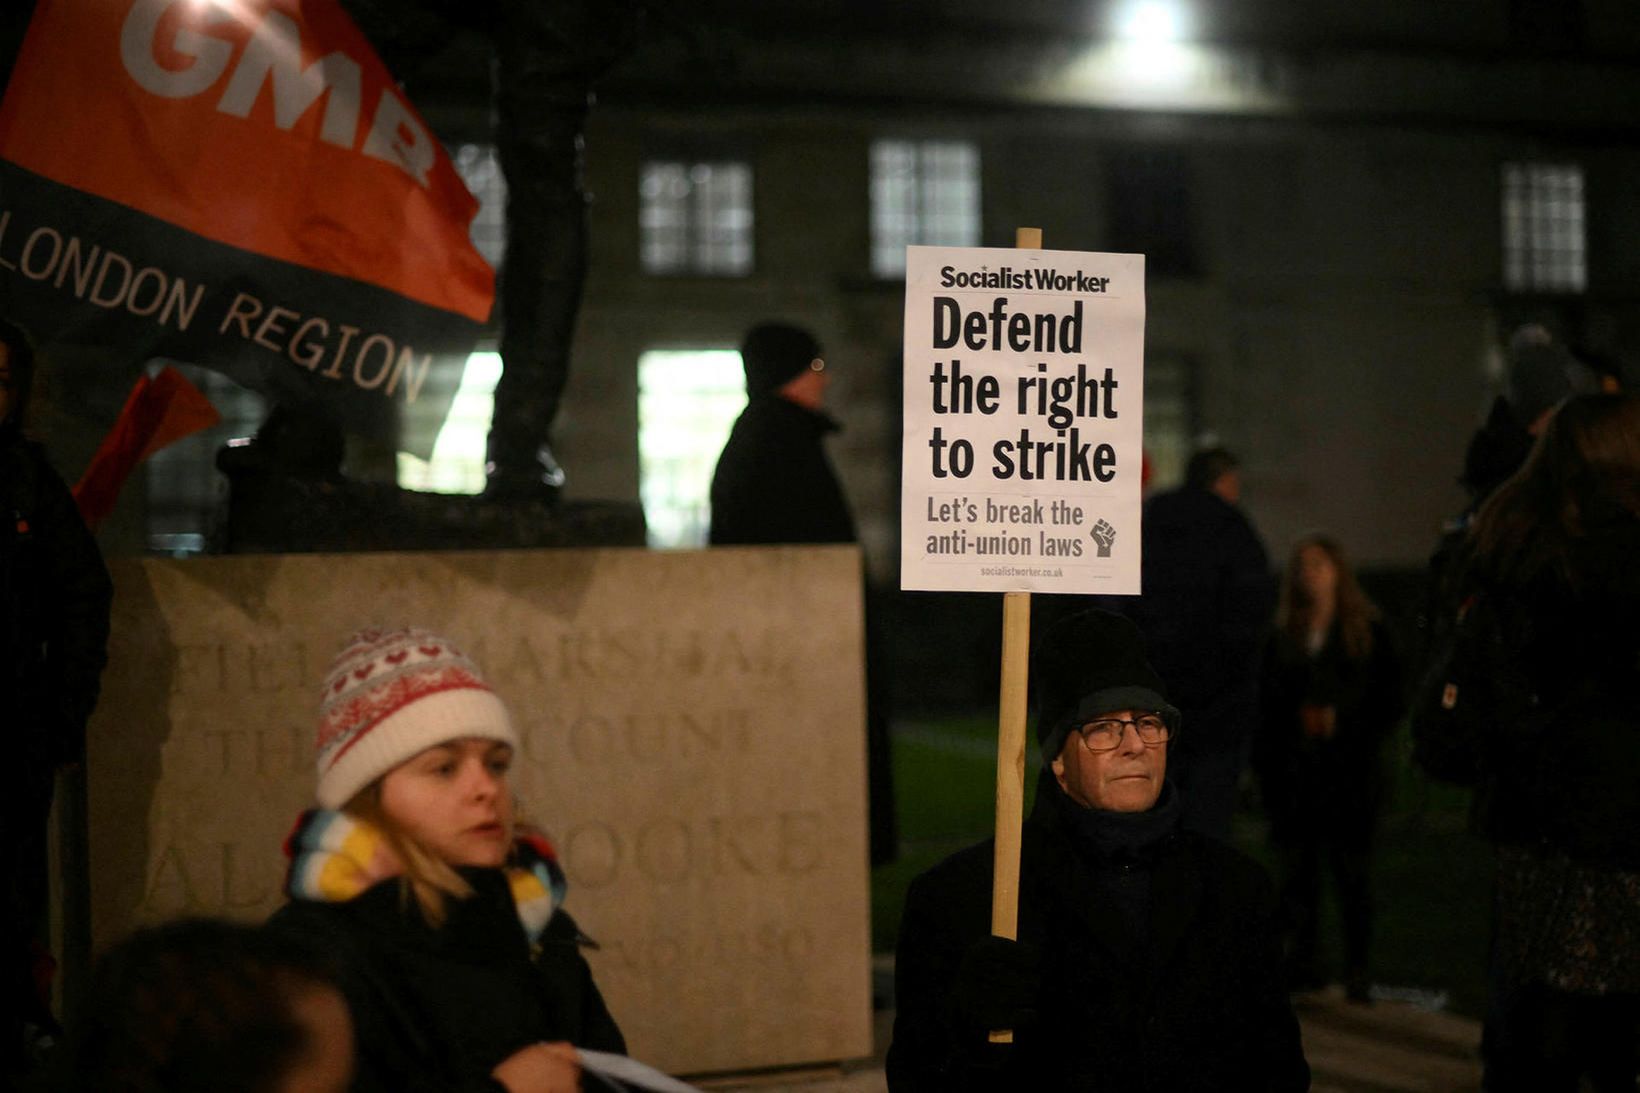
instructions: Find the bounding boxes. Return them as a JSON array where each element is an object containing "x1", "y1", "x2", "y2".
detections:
[
  {"x1": 870, "y1": 139, "x2": 982, "y2": 277},
  {"x1": 637, "y1": 349, "x2": 748, "y2": 548},
  {"x1": 395, "y1": 351, "x2": 504, "y2": 494},
  {"x1": 641, "y1": 160, "x2": 754, "y2": 276},
  {"x1": 1501, "y1": 162, "x2": 1586, "y2": 294}
]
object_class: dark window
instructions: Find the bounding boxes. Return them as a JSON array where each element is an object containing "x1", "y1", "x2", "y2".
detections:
[
  {"x1": 1107, "y1": 148, "x2": 1197, "y2": 278},
  {"x1": 1509, "y1": 0, "x2": 1585, "y2": 55}
]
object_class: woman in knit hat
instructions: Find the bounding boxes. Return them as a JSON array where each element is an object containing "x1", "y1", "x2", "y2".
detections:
[{"x1": 268, "y1": 627, "x2": 623, "y2": 1093}]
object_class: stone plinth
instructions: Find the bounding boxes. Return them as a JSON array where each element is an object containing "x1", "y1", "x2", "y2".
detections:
[{"x1": 87, "y1": 546, "x2": 872, "y2": 1076}]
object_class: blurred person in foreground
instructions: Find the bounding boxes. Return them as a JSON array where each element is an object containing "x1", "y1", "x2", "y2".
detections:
[
  {"x1": 1427, "y1": 394, "x2": 1640, "y2": 1091},
  {"x1": 1254, "y1": 534, "x2": 1402, "y2": 1002},
  {"x1": 886, "y1": 610, "x2": 1307, "y2": 1092},
  {"x1": 1, "y1": 317, "x2": 112, "y2": 1081},
  {"x1": 68, "y1": 917, "x2": 353, "y2": 1093},
  {"x1": 268, "y1": 626, "x2": 624, "y2": 1092}
]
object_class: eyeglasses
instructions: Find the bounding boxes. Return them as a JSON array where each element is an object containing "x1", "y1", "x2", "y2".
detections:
[{"x1": 1076, "y1": 714, "x2": 1170, "y2": 752}]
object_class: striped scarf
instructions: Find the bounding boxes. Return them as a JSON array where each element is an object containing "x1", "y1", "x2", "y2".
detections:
[{"x1": 281, "y1": 810, "x2": 566, "y2": 944}]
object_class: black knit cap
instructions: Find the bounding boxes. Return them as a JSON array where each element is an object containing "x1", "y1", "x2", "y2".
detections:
[
  {"x1": 1033, "y1": 609, "x2": 1180, "y2": 761},
  {"x1": 741, "y1": 322, "x2": 821, "y2": 396}
]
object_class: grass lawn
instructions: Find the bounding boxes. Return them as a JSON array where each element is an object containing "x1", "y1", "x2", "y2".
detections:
[{"x1": 872, "y1": 716, "x2": 1494, "y2": 1017}]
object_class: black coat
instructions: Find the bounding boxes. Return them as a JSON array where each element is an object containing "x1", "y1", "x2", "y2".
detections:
[
  {"x1": 1458, "y1": 513, "x2": 1640, "y2": 868},
  {"x1": 1254, "y1": 620, "x2": 1404, "y2": 847},
  {"x1": 269, "y1": 871, "x2": 625, "y2": 1093},
  {"x1": 886, "y1": 789, "x2": 1309, "y2": 1092},
  {"x1": 1, "y1": 434, "x2": 112, "y2": 773},
  {"x1": 1117, "y1": 485, "x2": 1272, "y2": 751},
  {"x1": 708, "y1": 396, "x2": 855, "y2": 546}
]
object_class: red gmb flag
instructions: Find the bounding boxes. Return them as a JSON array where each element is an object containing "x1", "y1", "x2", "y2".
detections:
[
  {"x1": 73, "y1": 365, "x2": 222, "y2": 528},
  {"x1": 0, "y1": 0, "x2": 495, "y2": 457}
]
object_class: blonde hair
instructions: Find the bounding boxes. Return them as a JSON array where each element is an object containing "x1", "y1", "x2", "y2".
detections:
[{"x1": 342, "y1": 784, "x2": 473, "y2": 928}]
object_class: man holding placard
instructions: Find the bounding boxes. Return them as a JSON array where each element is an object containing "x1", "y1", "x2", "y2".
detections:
[
  {"x1": 891, "y1": 241, "x2": 1304, "y2": 1089},
  {"x1": 886, "y1": 610, "x2": 1308, "y2": 1090}
]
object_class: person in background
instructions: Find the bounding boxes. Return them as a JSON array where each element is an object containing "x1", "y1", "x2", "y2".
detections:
[
  {"x1": 1423, "y1": 326, "x2": 1597, "y2": 653},
  {"x1": 709, "y1": 322, "x2": 853, "y2": 547},
  {"x1": 1254, "y1": 534, "x2": 1402, "y2": 1002},
  {"x1": 1, "y1": 317, "x2": 113, "y2": 1082},
  {"x1": 68, "y1": 917, "x2": 354, "y2": 1093},
  {"x1": 269, "y1": 626, "x2": 624, "y2": 1093},
  {"x1": 709, "y1": 322, "x2": 899, "y2": 868},
  {"x1": 1118, "y1": 445, "x2": 1273, "y2": 841},
  {"x1": 1439, "y1": 394, "x2": 1640, "y2": 1091}
]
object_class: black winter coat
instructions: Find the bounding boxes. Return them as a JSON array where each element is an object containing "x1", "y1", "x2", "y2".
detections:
[
  {"x1": 269, "y1": 871, "x2": 624, "y2": 1093},
  {"x1": 1117, "y1": 485, "x2": 1271, "y2": 751},
  {"x1": 1, "y1": 433, "x2": 112, "y2": 773},
  {"x1": 887, "y1": 788, "x2": 1309, "y2": 1092},
  {"x1": 708, "y1": 396, "x2": 855, "y2": 546},
  {"x1": 1254, "y1": 620, "x2": 1403, "y2": 848},
  {"x1": 1456, "y1": 512, "x2": 1640, "y2": 868}
]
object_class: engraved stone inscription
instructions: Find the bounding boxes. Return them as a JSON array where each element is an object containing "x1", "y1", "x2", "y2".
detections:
[{"x1": 88, "y1": 547, "x2": 872, "y2": 1076}]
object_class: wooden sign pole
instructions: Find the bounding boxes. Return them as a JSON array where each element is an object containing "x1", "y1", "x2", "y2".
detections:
[{"x1": 988, "y1": 225, "x2": 1041, "y2": 1045}]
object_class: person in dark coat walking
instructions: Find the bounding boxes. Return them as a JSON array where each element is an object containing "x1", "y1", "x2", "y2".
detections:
[
  {"x1": 268, "y1": 627, "x2": 624, "y2": 1093},
  {"x1": 1254, "y1": 534, "x2": 1402, "y2": 1001},
  {"x1": 1, "y1": 317, "x2": 112, "y2": 1080},
  {"x1": 886, "y1": 610, "x2": 1308, "y2": 1093},
  {"x1": 708, "y1": 322, "x2": 854, "y2": 547},
  {"x1": 709, "y1": 322, "x2": 899, "y2": 867},
  {"x1": 1118, "y1": 446, "x2": 1273, "y2": 841},
  {"x1": 1423, "y1": 394, "x2": 1640, "y2": 1092}
]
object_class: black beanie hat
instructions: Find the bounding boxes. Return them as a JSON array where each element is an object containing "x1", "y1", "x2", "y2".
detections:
[
  {"x1": 1033, "y1": 610, "x2": 1180, "y2": 761},
  {"x1": 741, "y1": 322, "x2": 821, "y2": 396}
]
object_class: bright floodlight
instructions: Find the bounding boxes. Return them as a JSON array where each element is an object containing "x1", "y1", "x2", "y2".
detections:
[{"x1": 1118, "y1": 1, "x2": 1183, "y2": 42}]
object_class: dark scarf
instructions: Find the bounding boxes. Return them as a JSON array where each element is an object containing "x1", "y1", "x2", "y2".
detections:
[
  {"x1": 1049, "y1": 777, "x2": 1182, "y2": 862},
  {"x1": 1046, "y1": 777, "x2": 1183, "y2": 955}
]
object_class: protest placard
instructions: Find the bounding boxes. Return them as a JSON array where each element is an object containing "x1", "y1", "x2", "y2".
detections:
[{"x1": 900, "y1": 245, "x2": 1146, "y2": 594}]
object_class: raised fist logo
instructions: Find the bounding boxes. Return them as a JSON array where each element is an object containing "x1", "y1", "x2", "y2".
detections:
[{"x1": 1091, "y1": 519, "x2": 1116, "y2": 558}]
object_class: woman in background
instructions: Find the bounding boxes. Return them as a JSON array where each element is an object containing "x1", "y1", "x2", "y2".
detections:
[{"x1": 1255, "y1": 534, "x2": 1402, "y2": 1002}]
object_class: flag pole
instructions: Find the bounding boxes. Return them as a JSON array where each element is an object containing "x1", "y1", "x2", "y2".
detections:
[{"x1": 988, "y1": 225, "x2": 1041, "y2": 1044}]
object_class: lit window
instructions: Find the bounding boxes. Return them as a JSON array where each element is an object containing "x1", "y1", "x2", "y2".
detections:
[
  {"x1": 1503, "y1": 163, "x2": 1585, "y2": 293},
  {"x1": 637, "y1": 349, "x2": 748, "y2": 548},
  {"x1": 1140, "y1": 354, "x2": 1197, "y2": 491},
  {"x1": 451, "y1": 143, "x2": 508, "y2": 273},
  {"x1": 639, "y1": 162, "x2": 754, "y2": 276},
  {"x1": 871, "y1": 140, "x2": 981, "y2": 277},
  {"x1": 396, "y1": 351, "x2": 504, "y2": 494},
  {"x1": 144, "y1": 366, "x2": 266, "y2": 555}
]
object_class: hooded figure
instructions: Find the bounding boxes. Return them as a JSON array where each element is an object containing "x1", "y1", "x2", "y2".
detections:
[
  {"x1": 886, "y1": 610, "x2": 1308, "y2": 1092},
  {"x1": 1, "y1": 317, "x2": 112, "y2": 1078}
]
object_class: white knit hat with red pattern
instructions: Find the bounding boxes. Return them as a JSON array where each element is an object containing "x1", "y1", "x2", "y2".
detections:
[{"x1": 315, "y1": 626, "x2": 516, "y2": 809}]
